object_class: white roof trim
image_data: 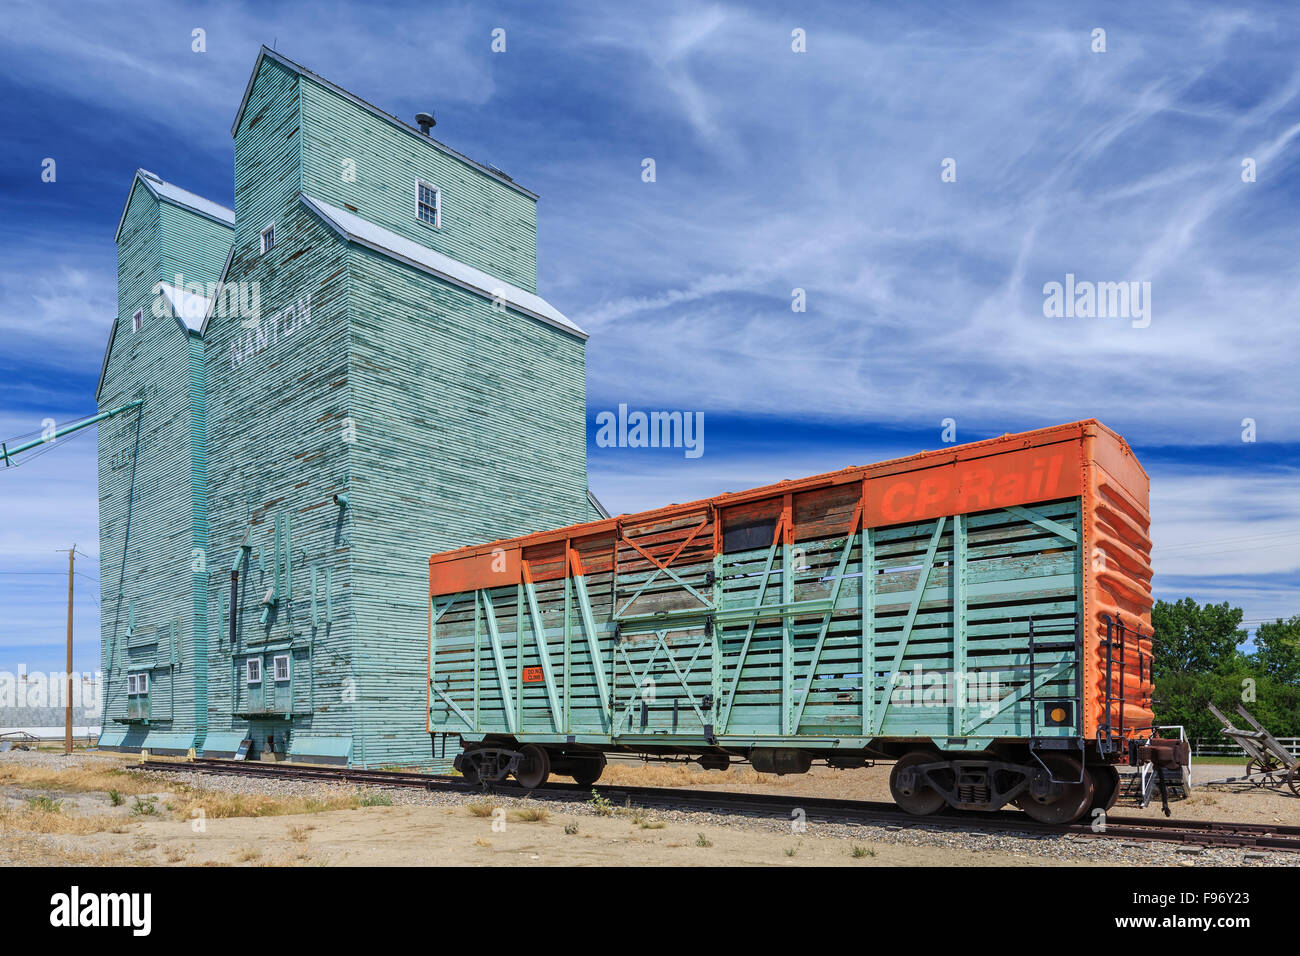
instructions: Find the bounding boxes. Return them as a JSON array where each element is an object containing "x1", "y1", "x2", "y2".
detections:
[
  {"x1": 113, "y1": 169, "x2": 234, "y2": 242},
  {"x1": 199, "y1": 243, "x2": 236, "y2": 336},
  {"x1": 231, "y1": 47, "x2": 537, "y2": 200},
  {"x1": 94, "y1": 313, "x2": 118, "y2": 402},
  {"x1": 587, "y1": 489, "x2": 612, "y2": 519},
  {"x1": 299, "y1": 194, "x2": 586, "y2": 340},
  {"x1": 155, "y1": 281, "x2": 213, "y2": 332}
]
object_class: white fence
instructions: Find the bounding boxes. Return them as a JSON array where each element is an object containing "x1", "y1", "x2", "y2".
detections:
[{"x1": 1192, "y1": 737, "x2": 1299, "y2": 758}]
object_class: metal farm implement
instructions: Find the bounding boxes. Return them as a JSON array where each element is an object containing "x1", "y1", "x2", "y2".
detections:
[{"x1": 1204, "y1": 702, "x2": 1300, "y2": 797}]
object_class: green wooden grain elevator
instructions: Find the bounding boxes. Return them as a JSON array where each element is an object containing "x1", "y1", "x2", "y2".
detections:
[
  {"x1": 96, "y1": 170, "x2": 235, "y2": 753},
  {"x1": 97, "y1": 48, "x2": 599, "y2": 767}
]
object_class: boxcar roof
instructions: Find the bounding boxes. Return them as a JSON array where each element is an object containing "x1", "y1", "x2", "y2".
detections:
[{"x1": 429, "y1": 418, "x2": 1145, "y2": 565}]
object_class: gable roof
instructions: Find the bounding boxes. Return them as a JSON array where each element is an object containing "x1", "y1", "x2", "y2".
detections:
[
  {"x1": 113, "y1": 169, "x2": 234, "y2": 242},
  {"x1": 300, "y1": 194, "x2": 585, "y2": 339},
  {"x1": 231, "y1": 46, "x2": 537, "y2": 200}
]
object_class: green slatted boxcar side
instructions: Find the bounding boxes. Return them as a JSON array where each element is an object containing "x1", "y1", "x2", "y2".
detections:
[
  {"x1": 428, "y1": 421, "x2": 1161, "y2": 821},
  {"x1": 429, "y1": 500, "x2": 1083, "y2": 750}
]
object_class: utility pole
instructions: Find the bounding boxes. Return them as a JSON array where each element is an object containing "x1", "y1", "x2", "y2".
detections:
[{"x1": 57, "y1": 546, "x2": 75, "y2": 755}]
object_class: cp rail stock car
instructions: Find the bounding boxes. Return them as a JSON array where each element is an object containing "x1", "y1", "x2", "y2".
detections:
[{"x1": 427, "y1": 420, "x2": 1183, "y2": 824}]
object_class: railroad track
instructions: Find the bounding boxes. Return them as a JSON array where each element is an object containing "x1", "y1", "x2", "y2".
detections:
[{"x1": 139, "y1": 758, "x2": 1300, "y2": 853}]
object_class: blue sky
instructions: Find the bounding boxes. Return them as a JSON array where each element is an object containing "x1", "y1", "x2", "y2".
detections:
[{"x1": 0, "y1": 0, "x2": 1297, "y2": 675}]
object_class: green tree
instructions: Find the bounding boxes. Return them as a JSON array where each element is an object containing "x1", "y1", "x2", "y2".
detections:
[
  {"x1": 1150, "y1": 598, "x2": 1246, "y2": 678},
  {"x1": 1252, "y1": 615, "x2": 1300, "y2": 685}
]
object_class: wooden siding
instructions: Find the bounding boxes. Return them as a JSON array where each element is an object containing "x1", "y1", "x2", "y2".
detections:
[
  {"x1": 233, "y1": 56, "x2": 302, "y2": 265},
  {"x1": 298, "y1": 75, "x2": 539, "y2": 292},
  {"x1": 110, "y1": 52, "x2": 586, "y2": 767},
  {"x1": 98, "y1": 181, "x2": 232, "y2": 749},
  {"x1": 203, "y1": 200, "x2": 353, "y2": 757},
  {"x1": 158, "y1": 203, "x2": 233, "y2": 288},
  {"x1": 430, "y1": 497, "x2": 1086, "y2": 752},
  {"x1": 346, "y1": 243, "x2": 588, "y2": 767}
]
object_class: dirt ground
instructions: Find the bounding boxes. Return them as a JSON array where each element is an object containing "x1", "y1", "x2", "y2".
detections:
[
  {"x1": 0, "y1": 750, "x2": 1294, "y2": 867},
  {"x1": 17, "y1": 801, "x2": 1087, "y2": 868},
  {"x1": 597, "y1": 757, "x2": 1300, "y2": 826}
]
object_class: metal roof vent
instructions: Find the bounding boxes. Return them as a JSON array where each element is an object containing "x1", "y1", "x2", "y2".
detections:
[{"x1": 414, "y1": 112, "x2": 435, "y2": 135}]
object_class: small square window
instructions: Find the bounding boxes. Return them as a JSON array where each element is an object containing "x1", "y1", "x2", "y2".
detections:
[
  {"x1": 246, "y1": 658, "x2": 262, "y2": 684},
  {"x1": 132, "y1": 309, "x2": 143, "y2": 333},
  {"x1": 273, "y1": 654, "x2": 290, "y2": 682},
  {"x1": 260, "y1": 223, "x2": 275, "y2": 254},
  {"x1": 416, "y1": 180, "x2": 440, "y2": 228}
]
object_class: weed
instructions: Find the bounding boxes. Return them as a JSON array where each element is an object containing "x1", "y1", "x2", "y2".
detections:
[
  {"x1": 510, "y1": 806, "x2": 549, "y2": 823},
  {"x1": 695, "y1": 833, "x2": 713, "y2": 848}
]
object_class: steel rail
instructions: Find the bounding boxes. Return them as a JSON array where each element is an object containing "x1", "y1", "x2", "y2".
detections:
[{"x1": 138, "y1": 759, "x2": 1300, "y2": 852}]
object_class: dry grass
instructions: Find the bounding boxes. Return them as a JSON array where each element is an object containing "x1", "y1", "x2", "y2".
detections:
[
  {"x1": 473, "y1": 837, "x2": 491, "y2": 847},
  {"x1": 287, "y1": 824, "x2": 315, "y2": 843},
  {"x1": 235, "y1": 846, "x2": 261, "y2": 862},
  {"x1": 599, "y1": 763, "x2": 769, "y2": 788},
  {"x1": 169, "y1": 789, "x2": 361, "y2": 820},
  {"x1": 465, "y1": 800, "x2": 496, "y2": 818},
  {"x1": 0, "y1": 804, "x2": 121, "y2": 835},
  {"x1": 0, "y1": 763, "x2": 160, "y2": 797},
  {"x1": 509, "y1": 806, "x2": 549, "y2": 823},
  {"x1": 0, "y1": 835, "x2": 133, "y2": 866}
]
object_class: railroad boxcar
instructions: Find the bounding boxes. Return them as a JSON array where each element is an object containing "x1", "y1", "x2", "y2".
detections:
[{"x1": 427, "y1": 420, "x2": 1177, "y2": 823}]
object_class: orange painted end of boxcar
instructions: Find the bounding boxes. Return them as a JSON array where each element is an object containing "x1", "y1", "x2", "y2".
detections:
[{"x1": 1081, "y1": 423, "x2": 1154, "y2": 743}]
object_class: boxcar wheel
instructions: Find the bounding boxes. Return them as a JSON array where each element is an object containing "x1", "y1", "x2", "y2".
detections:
[
  {"x1": 1088, "y1": 765, "x2": 1120, "y2": 812},
  {"x1": 1015, "y1": 755, "x2": 1094, "y2": 825},
  {"x1": 889, "y1": 752, "x2": 947, "y2": 816},
  {"x1": 514, "y1": 744, "x2": 551, "y2": 790},
  {"x1": 570, "y1": 754, "x2": 606, "y2": 787},
  {"x1": 460, "y1": 759, "x2": 482, "y2": 787}
]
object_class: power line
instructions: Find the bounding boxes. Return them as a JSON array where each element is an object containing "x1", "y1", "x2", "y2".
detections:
[{"x1": 3, "y1": 418, "x2": 95, "y2": 468}]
